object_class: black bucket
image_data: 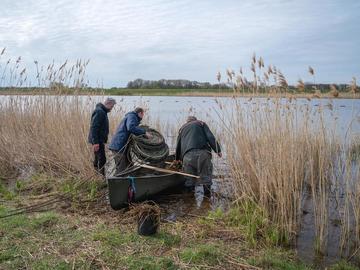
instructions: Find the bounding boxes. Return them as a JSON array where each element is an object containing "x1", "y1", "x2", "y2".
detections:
[{"x1": 137, "y1": 213, "x2": 159, "y2": 236}]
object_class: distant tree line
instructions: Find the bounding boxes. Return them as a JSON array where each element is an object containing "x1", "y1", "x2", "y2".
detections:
[
  {"x1": 0, "y1": 81, "x2": 358, "y2": 94},
  {"x1": 289, "y1": 83, "x2": 351, "y2": 93},
  {"x1": 125, "y1": 78, "x2": 357, "y2": 93},
  {"x1": 126, "y1": 78, "x2": 229, "y2": 89}
]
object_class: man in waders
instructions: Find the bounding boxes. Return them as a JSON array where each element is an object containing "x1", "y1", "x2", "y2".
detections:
[
  {"x1": 88, "y1": 97, "x2": 116, "y2": 176},
  {"x1": 109, "y1": 107, "x2": 151, "y2": 175},
  {"x1": 175, "y1": 116, "x2": 222, "y2": 194}
]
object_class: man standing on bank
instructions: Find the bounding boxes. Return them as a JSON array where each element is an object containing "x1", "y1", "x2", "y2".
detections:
[
  {"x1": 88, "y1": 97, "x2": 116, "y2": 176},
  {"x1": 175, "y1": 116, "x2": 222, "y2": 192},
  {"x1": 109, "y1": 107, "x2": 151, "y2": 175}
]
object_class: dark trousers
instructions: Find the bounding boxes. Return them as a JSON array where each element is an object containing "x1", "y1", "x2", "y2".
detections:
[
  {"x1": 93, "y1": 143, "x2": 106, "y2": 176},
  {"x1": 112, "y1": 147, "x2": 131, "y2": 176},
  {"x1": 182, "y1": 149, "x2": 213, "y2": 188}
]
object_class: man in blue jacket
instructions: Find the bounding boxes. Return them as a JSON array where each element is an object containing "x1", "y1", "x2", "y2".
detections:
[
  {"x1": 109, "y1": 107, "x2": 150, "y2": 175},
  {"x1": 88, "y1": 98, "x2": 116, "y2": 176}
]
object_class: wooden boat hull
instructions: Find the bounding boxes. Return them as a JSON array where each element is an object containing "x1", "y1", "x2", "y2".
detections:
[{"x1": 107, "y1": 167, "x2": 185, "y2": 209}]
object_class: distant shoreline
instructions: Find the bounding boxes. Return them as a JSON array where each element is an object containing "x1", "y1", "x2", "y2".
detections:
[{"x1": 0, "y1": 88, "x2": 359, "y2": 99}]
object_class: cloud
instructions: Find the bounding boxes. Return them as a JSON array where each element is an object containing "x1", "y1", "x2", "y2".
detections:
[{"x1": 0, "y1": 0, "x2": 359, "y2": 86}]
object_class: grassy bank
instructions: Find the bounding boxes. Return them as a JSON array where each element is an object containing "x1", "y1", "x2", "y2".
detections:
[
  {"x1": 1, "y1": 177, "x2": 358, "y2": 270},
  {"x1": 0, "y1": 205, "x2": 304, "y2": 269}
]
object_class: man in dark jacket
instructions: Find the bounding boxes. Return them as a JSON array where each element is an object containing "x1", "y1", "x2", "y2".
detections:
[
  {"x1": 88, "y1": 98, "x2": 116, "y2": 176},
  {"x1": 109, "y1": 107, "x2": 150, "y2": 175},
  {"x1": 175, "y1": 116, "x2": 222, "y2": 191}
]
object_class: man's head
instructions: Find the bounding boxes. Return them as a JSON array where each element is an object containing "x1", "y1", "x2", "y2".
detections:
[
  {"x1": 134, "y1": 107, "x2": 145, "y2": 119},
  {"x1": 104, "y1": 97, "x2": 116, "y2": 111},
  {"x1": 186, "y1": 116, "x2": 197, "y2": 123}
]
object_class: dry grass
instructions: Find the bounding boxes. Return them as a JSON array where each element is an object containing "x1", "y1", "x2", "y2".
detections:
[
  {"x1": 0, "y1": 96, "x2": 127, "y2": 180},
  {"x1": 216, "y1": 94, "x2": 360, "y2": 255},
  {"x1": 214, "y1": 57, "x2": 359, "y2": 255}
]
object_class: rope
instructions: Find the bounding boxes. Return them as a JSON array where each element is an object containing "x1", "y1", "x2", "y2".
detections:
[
  {"x1": 128, "y1": 176, "x2": 136, "y2": 194},
  {"x1": 127, "y1": 176, "x2": 136, "y2": 203},
  {"x1": 129, "y1": 126, "x2": 169, "y2": 164}
]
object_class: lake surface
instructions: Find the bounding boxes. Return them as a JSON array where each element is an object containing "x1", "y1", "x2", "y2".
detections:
[
  {"x1": 89, "y1": 95, "x2": 360, "y2": 134},
  {"x1": 1, "y1": 95, "x2": 359, "y2": 140}
]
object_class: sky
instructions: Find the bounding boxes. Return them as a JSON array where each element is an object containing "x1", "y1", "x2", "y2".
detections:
[{"x1": 0, "y1": 0, "x2": 359, "y2": 87}]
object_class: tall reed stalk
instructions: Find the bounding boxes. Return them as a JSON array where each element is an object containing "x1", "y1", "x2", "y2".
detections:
[{"x1": 217, "y1": 95, "x2": 359, "y2": 256}]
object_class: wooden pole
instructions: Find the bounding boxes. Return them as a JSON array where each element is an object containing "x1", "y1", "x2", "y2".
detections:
[{"x1": 139, "y1": 164, "x2": 200, "y2": 179}]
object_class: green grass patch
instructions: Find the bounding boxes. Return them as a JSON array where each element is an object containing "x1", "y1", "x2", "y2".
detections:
[
  {"x1": 0, "y1": 210, "x2": 59, "y2": 231},
  {"x1": 92, "y1": 228, "x2": 181, "y2": 268},
  {"x1": 248, "y1": 250, "x2": 311, "y2": 270},
  {"x1": 31, "y1": 258, "x2": 71, "y2": 270},
  {"x1": 0, "y1": 181, "x2": 16, "y2": 200},
  {"x1": 0, "y1": 246, "x2": 19, "y2": 263},
  {"x1": 180, "y1": 243, "x2": 223, "y2": 265},
  {"x1": 0, "y1": 208, "x2": 89, "y2": 269},
  {"x1": 0, "y1": 211, "x2": 29, "y2": 229},
  {"x1": 23, "y1": 173, "x2": 56, "y2": 195},
  {"x1": 122, "y1": 256, "x2": 178, "y2": 270},
  {"x1": 207, "y1": 202, "x2": 288, "y2": 247},
  {"x1": 93, "y1": 228, "x2": 181, "y2": 250},
  {"x1": 2, "y1": 195, "x2": 357, "y2": 270},
  {"x1": 93, "y1": 228, "x2": 141, "y2": 247},
  {"x1": 31, "y1": 212, "x2": 59, "y2": 230},
  {"x1": 329, "y1": 260, "x2": 359, "y2": 270},
  {"x1": 151, "y1": 231, "x2": 181, "y2": 247},
  {"x1": 60, "y1": 177, "x2": 103, "y2": 201}
]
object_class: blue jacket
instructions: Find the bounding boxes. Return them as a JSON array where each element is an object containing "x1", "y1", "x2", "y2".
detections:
[
  {"x1": 109, "y1": 111, "x2": 146, "y2": 152},
  {"x1": 88, "y1": 103, "x2": 109, "y2": 144}
]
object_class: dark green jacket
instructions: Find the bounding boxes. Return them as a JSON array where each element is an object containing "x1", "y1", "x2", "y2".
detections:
[
  {"x1": 88, "y1": 103, "x2": 109, "y2": 145},
  {"x1": 175, "y1": 120, "x2": 221, "y2": 160}
]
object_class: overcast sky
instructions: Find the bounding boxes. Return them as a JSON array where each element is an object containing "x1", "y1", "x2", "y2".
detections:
[{"x1": 0, "y1": 0, "x2": 359, "y2": 87}]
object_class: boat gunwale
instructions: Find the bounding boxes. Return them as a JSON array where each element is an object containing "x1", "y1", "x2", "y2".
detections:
[{"x1": 107, "y1": 172, "x2": 178, "y2": 181}]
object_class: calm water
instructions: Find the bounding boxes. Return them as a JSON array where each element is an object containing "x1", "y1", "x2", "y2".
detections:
[
  {"x1": 88, "y1": 95, "x2": 360, "y2": 136},
  {"x1": 1, "y1": 95, "x2": 359, "y2": 137}
]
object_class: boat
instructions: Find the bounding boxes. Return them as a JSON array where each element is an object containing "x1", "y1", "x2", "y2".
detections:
[{"x1": 107, "y1": 166, "x2": 185, "y2": 210}]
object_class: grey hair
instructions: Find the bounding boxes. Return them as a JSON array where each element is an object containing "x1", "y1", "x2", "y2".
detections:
[
  {"x1": 104, "y1": 97, "x2": 116, "y2": 105},
  {"x1": 187, "y1": 116, "x2": 197, "y2": 122},
  {"x1": 134, "y1": 107, "x2": 144, "y2": 114}
]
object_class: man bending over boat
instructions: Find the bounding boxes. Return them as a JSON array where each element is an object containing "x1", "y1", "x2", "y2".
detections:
[
  {"x1": 88, "y1": 97, "x2": 116, "y2": 176},
  {"x1": 175, "y1": 116, "x2": 222, "y2": 193},
  {"x1": 109, "y1": 107, "x2": 151, "y2": 175}
]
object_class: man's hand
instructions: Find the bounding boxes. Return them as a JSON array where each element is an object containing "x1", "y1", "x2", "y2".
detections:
[
  {"x1": 93, "y1": 144, "x2": 100, "y2": 152},
  {"x1": 145, "y1": 132, "x2": 152, "y2": 139},
  {"x1": 171, "y1": 160, "x2": 182, "y2": 169},
  {"x1": 218, "y1": 152, "x2": 222, "y2": 158}
]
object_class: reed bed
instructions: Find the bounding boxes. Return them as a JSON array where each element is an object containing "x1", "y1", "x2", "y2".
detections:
[
  {"x1": 215, "y1": 57, "x2": 359, "y2": 256},
  {"x1": 0, "y1": 96, "x2": 127, "y2": 180},
  {"x1": 217, "y1": 94, "x2": 359, "y2": 257}
]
